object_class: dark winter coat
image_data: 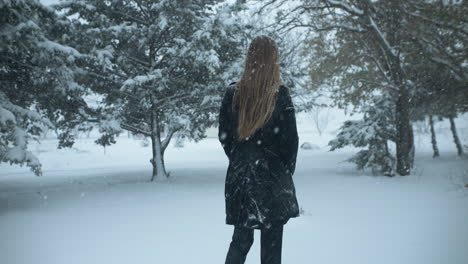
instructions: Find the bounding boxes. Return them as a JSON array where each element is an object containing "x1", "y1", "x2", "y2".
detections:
[{"x1": 218, "y1": 83, "x2": 300, "y2": 229}]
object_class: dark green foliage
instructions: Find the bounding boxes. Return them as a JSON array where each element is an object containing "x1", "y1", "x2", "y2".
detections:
[
  {"x1": 329, "y1": 95, "x2": 396, "y2": 176},
  {"x1": 0, "y1": 0, "x2": 91, "y2": 175},
  {"x1": 94, "y1": 134, "x2": 117, "y2": 148}
]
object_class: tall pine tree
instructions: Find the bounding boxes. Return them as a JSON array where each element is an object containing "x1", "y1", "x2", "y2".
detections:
[{"x1": 58, "y1": 0, "x2": 244, "y2": 181}]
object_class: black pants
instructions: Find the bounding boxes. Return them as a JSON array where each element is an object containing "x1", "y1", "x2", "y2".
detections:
[{"x1": 225, "y1": 225, "x2": 283, "y2": 264}]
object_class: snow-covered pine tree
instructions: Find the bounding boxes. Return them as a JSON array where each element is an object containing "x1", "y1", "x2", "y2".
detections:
[
  {"x1": 58, "y1": 0, "x2": 245, "y2": 181},
  {"x1": 0, "y1": 0, "x2": 91, "y2": 175},
  {"x1": 329, "y1": 94, "x2": 396, "y2": 176}
]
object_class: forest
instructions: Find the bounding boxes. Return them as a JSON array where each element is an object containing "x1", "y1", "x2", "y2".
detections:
[
  {"x1": 1, "y1": 1, "x2": 467, "y2": 263},
  {"x1": 1, "y1": 0, "x2": 467, "y2": 179}
]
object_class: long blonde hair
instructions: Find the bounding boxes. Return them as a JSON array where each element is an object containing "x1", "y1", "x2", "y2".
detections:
[{"x1": 233, "y1": 36, "x2": 281, "y2": 140}]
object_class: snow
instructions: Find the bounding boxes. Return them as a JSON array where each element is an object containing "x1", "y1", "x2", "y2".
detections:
[
  {"x1": 10, "y1": 20, "x2": 41, "y2": 32},
  {"x1": 121, "y1": 71, "x2": 163, "y2": 89},
  {"x1": 37, "y1": 39, "x2": 82, "y2": 58},
  {"x1": 158, "y1": 15, "x2": 168, "y2": 29},
  {"x1": 0, "y1": 105, "x2": 16, "y2": 125},
  {"x1": 326, "y1": 0, "x2": 364, "y2": 16},
  {"x1": 98, "y1": 119, "x2": 121, "y2": 133},
  {"x1": 219, "y1": 132, "x2": 227, "y2": 140},
  {"x1": 0, "y1": 96, "x2": 43, "y2": 123},
  {"x1": 0, "y1": 122, "x2": 467, "y2": 264}
]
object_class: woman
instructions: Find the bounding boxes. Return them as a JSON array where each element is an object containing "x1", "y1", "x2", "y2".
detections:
[{"x1": 218, "y1": 36, "x2": 300, "y2": 264}]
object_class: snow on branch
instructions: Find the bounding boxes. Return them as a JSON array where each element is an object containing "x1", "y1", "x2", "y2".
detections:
[
  {"x1": 120, "y1": 122, "x2": 151, "y2": 137},
  {"x1": 325, "y1": 0, "x2": 364, "y2": 16},
  {"x1": 37, "y1": 39, "x2": 83, "y2": 58},
  {"x1": 2, "y1": 144, "x2": 42, "y2": 176},
  {"x1": 0, "y1": 105, "x2": 16, "y2": 125},
  {"x1": 368, "y1": 16, "x2": 398, "y2": 57},
  {"x1": 0, "y1": 92, "x2": 52, "y2": 127},
  {"x1": 121, "y1": 70, "x2": 163, "y2": 90},
  {"x1": 301, "y1": 23, "x2": 365, "y2": 33},
  {"x1": 0, "y1": 93, "x2": 51, "y2": 176}
]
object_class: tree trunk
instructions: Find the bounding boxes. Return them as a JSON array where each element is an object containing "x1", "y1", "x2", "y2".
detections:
[
  {"x1": 429, "y1": 115, "x2": 440, "y2": 158},
  {"x1": 382, "y1": 140, "x2": 395, "y2": 177},
  {"x1": 408, "y1": 124, "x2": 415, "y2": 168},
  {"x1": 395, "y1": 88, "x2": 412, "y2": 176},
  {"x1": 448, "y1": 115, "x2": 464, "y2": 157},
  {"x1": 150, "y1": 111, "x2": 168, "y2": 181}
]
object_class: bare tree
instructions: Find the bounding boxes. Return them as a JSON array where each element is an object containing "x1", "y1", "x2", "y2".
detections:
[{"x1": 310, "y1": 106, "x2": 331, "y2": 136}]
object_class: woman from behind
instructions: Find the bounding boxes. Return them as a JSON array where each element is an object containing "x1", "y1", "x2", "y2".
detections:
[{"x1": 218, "y1": 35, "x2": 299, "y2": 264}]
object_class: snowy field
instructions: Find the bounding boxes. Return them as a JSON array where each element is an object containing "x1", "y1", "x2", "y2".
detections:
[{"x1": 1, "y1": 115, "x2": 467, "y2": 264}]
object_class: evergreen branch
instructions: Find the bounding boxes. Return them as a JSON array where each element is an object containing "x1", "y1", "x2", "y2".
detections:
[
  {"x1": 135, "y1": 0, "x2": 150, "y2": 21},
  {"x1": 153, "y1": 27, "x2": 174, "y2": 58},
  {"x1": 2, "y1": 55, "x2": 35, "y2": 69},
  {"x1": 125, "y1": 55, "x2": 151, "y2": 70},
  {"x1": 120, "y1": 122, "x2": 151, "y2": 136},
  {"x1": 84, "y1": 71, "x2": 142, "y2": 102},
  {"x1": 360, "y1": 40, "x2": 396, "y2": 88},
  {"x1": 157, "y1": 93, "x2": 192, "y2": 108},
  {"x1": 366, "y1": 16, "x2": 398, "y2": 57},
  {"x1": 109, "y1": 9, "x2": 149, "y2": 26}
]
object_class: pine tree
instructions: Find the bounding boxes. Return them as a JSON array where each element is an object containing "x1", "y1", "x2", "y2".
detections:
[
  {"x1": 329, "y1": 94, "x2": 396, "y2": 176},
  {"x1": 58, "y1": 0, "x2": 245, "y2": 181},
  {"x1": 0, "y1": 0, "x2": 91, "y2": 175}
]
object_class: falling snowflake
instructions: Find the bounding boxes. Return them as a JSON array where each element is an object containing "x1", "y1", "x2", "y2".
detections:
[{"x1": 220, "y1": 132, "x2": 227, "y2": 140}]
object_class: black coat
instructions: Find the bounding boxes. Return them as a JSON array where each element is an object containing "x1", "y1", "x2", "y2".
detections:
[{"x1": 218, "y1": 84, "x2": 300, "y2": 229}]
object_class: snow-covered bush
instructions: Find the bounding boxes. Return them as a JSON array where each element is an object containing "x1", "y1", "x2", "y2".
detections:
[{"x1": 329, "y1": 95, "x2": 396, "y2": 176}]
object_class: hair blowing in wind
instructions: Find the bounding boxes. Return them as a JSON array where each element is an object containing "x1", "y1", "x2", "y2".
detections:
[{"x1": 234, "y1": 36, "x2": 281, "y2": 140}]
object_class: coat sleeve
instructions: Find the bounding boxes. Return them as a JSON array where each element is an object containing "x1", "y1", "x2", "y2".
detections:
[
  {"x1": 218, "y1": 88, "x2": 234, "y2": 158},
  {"x1": 278, "y1": 87, "x2": 299, "y2": 175}
]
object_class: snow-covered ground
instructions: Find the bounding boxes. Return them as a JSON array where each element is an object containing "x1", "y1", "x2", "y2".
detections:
[{"x1": 1, "y1": 114, "x2": 467, "y2": 264}]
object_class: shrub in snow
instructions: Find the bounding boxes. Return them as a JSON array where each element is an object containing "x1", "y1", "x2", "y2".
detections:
[{"x1": 329, "y1": 95, "x2": 396, "y2": 176}]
